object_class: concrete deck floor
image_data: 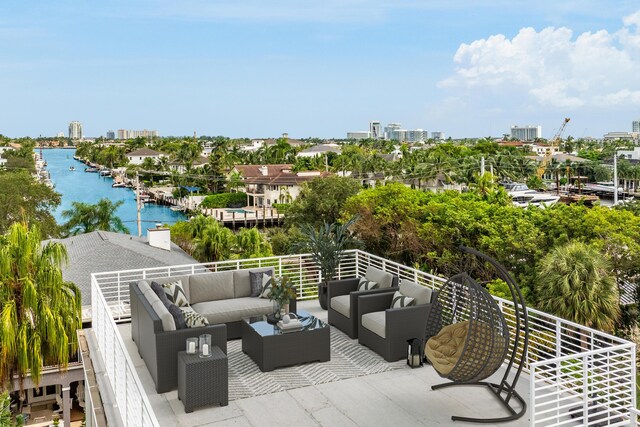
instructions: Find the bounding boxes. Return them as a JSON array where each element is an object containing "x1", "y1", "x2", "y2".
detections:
[{"x1": 120, "y1": 300, "x2": 535, "y2": 427}]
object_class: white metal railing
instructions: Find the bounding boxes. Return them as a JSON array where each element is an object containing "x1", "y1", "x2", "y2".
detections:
[
  {"x1": 91, "y1": 275, "x2": 160, "y2": 427},
  {"x1": 90, "y1": 249, "x2": 636, "y2": 427}
]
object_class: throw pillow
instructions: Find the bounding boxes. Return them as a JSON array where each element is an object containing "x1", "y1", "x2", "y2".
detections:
[
  {"x1": 390, "y1": 291, "x2": 415, "y2": 309},
  {"x1": 167, "y1": 304, "x2": 187, "y2": 329},
  {"x1": 259, "y1": 273, "x2": 273, "y2": 299},
  {"x1": 162, "y1": 280, "x2": 189, "y2": 308},
  {"x1": 357, "y1": 277, "x2": 379, "y2": 291},
  {"x1": 150, "y1": 281, "x2": 173, "y2": 309},
  {"x1": 250, "y1": 270, "x2": 272, "y2": 297},
  {"x1": 180, "y1": 307, "x2": 209, "y2": 328}
]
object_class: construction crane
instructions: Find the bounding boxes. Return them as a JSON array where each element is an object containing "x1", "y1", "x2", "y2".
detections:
[{"x1": 536, "y1": 117, "x2": 570, "y2": 179}]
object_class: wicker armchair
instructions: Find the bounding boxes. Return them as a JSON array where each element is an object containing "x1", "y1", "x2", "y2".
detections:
[
  {"x1": 327, "y1": 266, "x2": 398, "y2": 339},
  {"x1": 357, "y1": 280, "x2": 437, "y2": 362}
]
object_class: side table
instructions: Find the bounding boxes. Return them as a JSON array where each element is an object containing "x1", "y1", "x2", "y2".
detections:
[{"x1": 177, "y1": 348, "x2": 228, "y2": 413}]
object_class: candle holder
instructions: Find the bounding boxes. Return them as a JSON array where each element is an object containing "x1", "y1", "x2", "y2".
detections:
[
  {"x1": 199, "y1": 334, "x2": 212, "y2": 358},
  {"x1": 186, "y1": 337, "x2": 198, "y2": 355}
]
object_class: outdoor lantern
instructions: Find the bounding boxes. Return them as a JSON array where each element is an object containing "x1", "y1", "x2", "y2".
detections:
[{"x1": 407, "y1": 338, "x2": 424, "y2": 368}]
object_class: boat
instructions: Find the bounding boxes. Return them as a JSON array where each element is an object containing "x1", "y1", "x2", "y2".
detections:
[
  {"x1": 69, "y1": 166, "x2": 76, "y2": 171},
  {"x1": 170, "y1": 205, "x2": 185, "y2": 212},
  {"x1": 503, "y1": 182, "x2": 560, "y2": 208},
  {"x1": 112, "y1": 182, "x2": 126, "y2": 188},
  {"x1": 85, "y1": 167, "x2": 98, "y2": 173},
  {"x1": 99, "y1": 169, "x2": 112, "y2": 176}
]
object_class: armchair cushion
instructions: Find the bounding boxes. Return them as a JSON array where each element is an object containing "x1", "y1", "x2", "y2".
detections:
[
  {"x1": 390, "y1": 291, "x2": 416, "y2": 309},
  {"x1": 399, "y1": 279, "x2": 432, "y2": 305},
  {"x1": 357, "y1": 277, "x2": 379, "y2": 291},
  {"x1": 361, "y1": 311, "x2": 386, "y2": 338},
  {"x1": 365, "y1": 266, "x2": 394, "y2": 288},
  {"x1": 330, "y1": 295, "x2": 351, "y2": 318}
]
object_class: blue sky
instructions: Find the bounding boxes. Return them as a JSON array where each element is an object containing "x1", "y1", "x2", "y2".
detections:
[{"x1": 2, "y1": 1, "x2": 640, "y2": 139}]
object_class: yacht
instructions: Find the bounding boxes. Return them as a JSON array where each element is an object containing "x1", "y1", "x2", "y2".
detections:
[
  {"x1": 85, "y1": 167, "x2": 98, "y2": 173},
  {"x1": 112, "y1": 182, "x2": 126, "y2": 188},
  {"x1": 99, "y1": 169, "x2": 112, "y2": 176},
  {"x1": 502, "y1": 182, "x2": 560, "y2": 208}
]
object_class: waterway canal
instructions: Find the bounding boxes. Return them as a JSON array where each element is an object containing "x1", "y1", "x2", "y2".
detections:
[{"x1": 41, "y1": 148, "x2": 186, "y2": 235}]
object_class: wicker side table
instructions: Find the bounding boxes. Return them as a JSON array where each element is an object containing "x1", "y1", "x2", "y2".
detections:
[{"x1": 177, "y1": 348, "x2": 228, "y2": 413}]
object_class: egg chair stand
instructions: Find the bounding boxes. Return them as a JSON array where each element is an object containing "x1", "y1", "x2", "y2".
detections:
[{"x1": 426, "y1": 246, "x2": 529, "y2": 424}]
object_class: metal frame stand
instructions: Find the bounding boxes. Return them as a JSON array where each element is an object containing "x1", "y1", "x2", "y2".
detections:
[{"x1": 431, "y1": 246, "x2": 530, "y2": 424}]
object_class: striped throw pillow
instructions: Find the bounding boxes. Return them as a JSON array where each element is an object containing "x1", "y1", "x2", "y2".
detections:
[
  {"x1": 357, "y1": 277, "x2": 379, "y2": 291},
  {"x1": 259, "y1": 273, "x2": 273, "y2": 299},
  {"x1": 162, "y1": 280, "x2": 190, "y2": 308},
  {"x1": 390, "y1": 291, "x2": 415, "y2": 309},
  {"x1": 180, "y1": 307, "x2": 209, "y2": 328}
]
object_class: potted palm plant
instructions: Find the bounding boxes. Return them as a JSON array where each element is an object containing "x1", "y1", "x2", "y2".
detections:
[{"x1": 297, "y1": 217, "x2": 359, "y2": 309}]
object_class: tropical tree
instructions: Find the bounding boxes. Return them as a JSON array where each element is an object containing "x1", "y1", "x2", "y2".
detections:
[
  {"x1": 235, "y1": 228, "x2": 272, "y2": 259},
  {"x1": 192, "y1": 220, "x2": 235, "y2": 262},
  {"x1": 536, "y1": 242, "x2": 620, "y2": 333},
  {"x1": 61, "y1": 199, "x2": 127, "y2": 235},
  {"x1": 0, "y1": 222, "x2": 82, "y2": 392}
]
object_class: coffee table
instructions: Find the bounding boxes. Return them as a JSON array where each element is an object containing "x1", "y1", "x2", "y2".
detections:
[{"x1": 241, "y1": 310, "x2": 330, "y2": 372}]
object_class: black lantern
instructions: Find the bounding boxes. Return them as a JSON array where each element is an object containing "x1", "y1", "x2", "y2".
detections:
[{"x1": 407, "y1": 338, "x2": 424, "y2": 368}]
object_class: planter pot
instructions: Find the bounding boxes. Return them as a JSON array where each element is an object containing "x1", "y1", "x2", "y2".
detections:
[{"x1": 318, "y1": 282, "x2": 328, "y2": 310}]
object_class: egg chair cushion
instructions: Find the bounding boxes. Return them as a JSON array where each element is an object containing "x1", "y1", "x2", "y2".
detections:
[{"x1": 425, "y1": 321, "x2": 469, "y2": 376}]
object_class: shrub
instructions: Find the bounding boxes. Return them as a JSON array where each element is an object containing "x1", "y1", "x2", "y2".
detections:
[
  {"x1": 272, "y1": 203, "x2": 290, "y2": 213},
  {"x1": 200, "y1": 192, "x2": 246, "y2": 209}
]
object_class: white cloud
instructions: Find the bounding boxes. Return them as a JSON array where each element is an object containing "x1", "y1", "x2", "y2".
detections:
[{"x1": 440, "y1": 10, "x2": 640, "y2": 108}]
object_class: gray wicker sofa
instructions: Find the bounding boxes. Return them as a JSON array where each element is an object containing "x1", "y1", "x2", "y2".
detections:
[{"x1": 130, "y1": 267, "x2": 296, "y2": 393}]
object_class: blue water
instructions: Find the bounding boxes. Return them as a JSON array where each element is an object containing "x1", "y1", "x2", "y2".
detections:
[{"x1": 42, "y1": 148, "x2": 186, "y2": 236}]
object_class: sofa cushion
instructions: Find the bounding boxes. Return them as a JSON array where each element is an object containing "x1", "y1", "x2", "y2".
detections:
[
  {"x1": 365, "y1": 266, "x2": 393, "y2": 289},
  {"x1": 399, "y1": 278, "x2": 432, "y2": 305},
  {"x1": 390, "y1": 291, "x2": 416, "y2": 309},
  {"x1": 151, "y1": 300, "x2": 176, "y2": 331},
  {"x1": 330, "y1": 295, "x2": 351, "y2": 318},
  {"x1": 180, "y1": 306, "x2": 210, "y2": 328},
  {"x1": 362, "y1": 311, "x2": 386, "y2": 338},
  {"x1": 137, "y1": 280, "x2": 151, "y2": 294},
  {"x1": 161, "y1": 280, "x2": 190, "y2": 307},
  {"x1": 143, "y1": 288, "x2": 161, "y2": 306},
  {"x1": 191, "y1": 297, "x2": 274, "y2": 325},
  {"x1": 236, "y1": 267, "x2": 274, "y2": 298},
  {"x1": 189, "y1": 271, "x2": 235, "y2": 304},
  {"x1": 249, "y1": 268, "x2": 273, "y2": 297}
]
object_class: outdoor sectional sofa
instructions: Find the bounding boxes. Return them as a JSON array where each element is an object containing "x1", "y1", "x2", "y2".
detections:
[{"x1": 130, "y1": 267, "x2": 297, "y2": 393}]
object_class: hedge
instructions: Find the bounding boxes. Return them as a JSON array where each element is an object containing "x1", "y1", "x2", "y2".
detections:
[{"x1": 200, "y1": 192, "x2": 247, "y2": 208}]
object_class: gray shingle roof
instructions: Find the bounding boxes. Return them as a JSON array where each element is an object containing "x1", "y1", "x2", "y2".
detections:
[{"x1": 45, "y1": 231, "x2": 196, "y2": 307}]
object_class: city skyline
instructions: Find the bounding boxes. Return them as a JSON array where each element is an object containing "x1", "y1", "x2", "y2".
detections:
[{"x1": 1, "y1": 1, "x2": 640, "y2": 139}]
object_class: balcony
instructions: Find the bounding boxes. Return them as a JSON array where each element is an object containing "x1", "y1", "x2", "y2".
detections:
[{"x1": 88, "y1": 250, "x2": 636, "y2": 426}]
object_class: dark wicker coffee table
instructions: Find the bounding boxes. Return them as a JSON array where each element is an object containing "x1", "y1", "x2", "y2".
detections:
[{"x1": 241, "y1": 310, "x2": 330, "y2": 372}]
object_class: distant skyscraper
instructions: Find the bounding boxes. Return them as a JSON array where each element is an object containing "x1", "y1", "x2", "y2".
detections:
[
  {"x1": 68, "y1": 121, "x2": 83, "y2": 140},
  {"x1": 56, "y1": 132, "x2": 64, "y2": 138},
  {"x1": 106, "y1": 130, "x2": 116, "y2": 139},
  {"x1": 369, "y1": 121, "x2": 382, "y2": 139},
  {"x1": 431, "y1": 131, "x2": 445, "y2": 140},
  {"x1": 117, "y1": 129, "x2": 159, "y2": 139},
  {"x1": 510, "y1": 125, "x2": 541, "y2": 141},
  {"x1": 633, "y1": 120, "x2": 640, "y2": 133},
  {"x1": 384, "y1": 123, "x2": 402, "y2": 140},
  {"x1": 346, "y1": 131, "x2": 371, "y2": 140}
]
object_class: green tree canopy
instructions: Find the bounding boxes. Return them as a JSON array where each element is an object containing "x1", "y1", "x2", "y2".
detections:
[
  {"x1": 0, "y1": 222, "x2": 82, "y2": 391},
  {"x1": 61, "y1": 199, "x2": 127, "y2": 235}
]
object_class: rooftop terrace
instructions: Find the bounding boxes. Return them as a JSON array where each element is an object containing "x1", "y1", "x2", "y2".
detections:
[{"x1": 87, "y1": 250, "x2": 637, "y2": 426}]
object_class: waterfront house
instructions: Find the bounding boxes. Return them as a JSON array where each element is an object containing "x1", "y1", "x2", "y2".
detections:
[
  {"x1": 81, "y1": 250, "x2": 637, "y2": 426},
  {"x1": 170, "y1": 156, "x2": 209, "y2": 173},
  {"x1": 232, "y1": 164, "x2": 331, "y2": 207},
  {"x1": 126, "y1": 148, "x2": 166, "y2": 165},
  {"x1": 296, "y1": 143, "x2": 342, "y2": 158}
]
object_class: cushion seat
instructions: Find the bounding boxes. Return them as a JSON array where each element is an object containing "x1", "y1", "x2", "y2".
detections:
[
  {"x1": 361, "y1": 311, "x2": 386, "y2": 338},
  {"x1": 425, "y1": 321, "x2": 469, "y2": 376},
  {"x1": 192, "y1": 297, "x2": 274, "y2": 325},
  {"x1": 330, "y1": 295, "x2": 351, "y2": 318}
]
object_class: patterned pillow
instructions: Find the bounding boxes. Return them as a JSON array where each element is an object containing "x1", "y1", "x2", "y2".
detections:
[
  {"x1": 250, "y1": 270, "x2": 272, "y2": 297},
  {"x1": 390, "y1": 291, "x2": 415, "y2": 309},
  {"x1": 162, "y1": 280, "x2": 189, "y2": 308},
  {"x1": 180, "y1": 307, "x2": 209, "y2": 328},
  {"x1": 259, "y1": 273, "x2": 273, "y2": 299},
  {"x1": 357, "y1": 277, "x2": 379, "y2": 291}
]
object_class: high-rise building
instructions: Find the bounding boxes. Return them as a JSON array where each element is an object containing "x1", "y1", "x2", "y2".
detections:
[
  {"x1": 56, "y1": 132, "x2": 64, "y2": 138},
  {"x1": 633, "y1": 120, "x2": 640, "y2": 133},
  {"x1": 510, "y1": 125, "x2": 541, "y2": 141},
  {"x1": 106, "y1": 130, "x2": 115, "y2": 139},
  {"x1": 346, "y1": 131, "x2": 371, "y2": 140},
  {"x1": 369, "y1": 121, "x2": 382, "y2": 139},
  {"x1": 406, "y1": 129, "x2": 428, "y2": 143},
  {"x1": 68, "y1": 121, "x2": 83, "y2": 140},
  {"x1": 117, "y1": 129, "x2": 159, "y2": 139},
  {"x1": 431, "y1": 131, "x2": 445, "y2": 140},
  {"x1": 384, "y1": 123, "x2": 402, "y2": 140}
]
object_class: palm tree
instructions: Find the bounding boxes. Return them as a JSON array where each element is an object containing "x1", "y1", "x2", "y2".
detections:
[
  {"x1": 537, "y1": 241, "x2": 620, "y2": 333},
  {"x1": 0, "y1": 222, "x2": 82, "y2": 391},
  {"x1": 62, "y1": 199, "x2": 127, "y2": 235},
  {"x1": 193, "y1": 220, "x2": 235, "y2": 262},
  {"x1": 235, "y1": 228, "x2": 272, "y2": 258}
]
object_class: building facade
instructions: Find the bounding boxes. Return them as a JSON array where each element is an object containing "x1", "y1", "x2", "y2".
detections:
[
  {"x1": 431, "y1": 131, "x2": 444, "y2": 140},
  {"x1": 369, "y1": 121, "x2": 382, "y2": 139},
  {"x1": 510, "y1": 125, "x2": 541, "y2": 141},
  {"x1": 68, "y1": 121, "x2": 83, "y2": 140},
  {"x1": 117, "y1": 129, "x2": 159, "y2": 139},
  {"x1": 106, "y1": 130, "x2": 115, "y2": 139},
  {"x1": 384, "y1": 123, "x2": 402, "y2": 140},
  {"x1": 632, "y1": 120, "x2": 640, "y2": 133},
  {"x1": 346, "y1": 131, "x2": 371, "y2": 140}
]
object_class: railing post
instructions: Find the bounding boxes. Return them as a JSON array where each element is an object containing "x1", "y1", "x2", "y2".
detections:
[
  {"x1": 632, "y1": 345, "x2": 638, "y2": 427},
  {"x1": 530, "y1": 364, "x2": 536, "y2": 426},
  {"x1": 582, "y1": 353, "x2": 589, "y2": 425},
  {"x1": 355, "y1": 250, "x2": 360, "y2": 277}
]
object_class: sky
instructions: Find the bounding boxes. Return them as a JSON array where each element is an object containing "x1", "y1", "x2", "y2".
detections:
[{"x1": 1, "y1": 0, "x2": 640, "y2": 139}]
